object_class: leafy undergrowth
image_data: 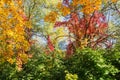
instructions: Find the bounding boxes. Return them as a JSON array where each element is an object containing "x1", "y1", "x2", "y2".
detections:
[{"x1": 0, "y1": 46, "x2": 119, "y2": 80}]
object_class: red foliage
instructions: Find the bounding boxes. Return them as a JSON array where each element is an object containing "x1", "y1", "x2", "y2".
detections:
[
  {"x1": 55, "y1": 11, "x2": 108, "y2": 38},
  {"x1": 47, "y1": 35, "x2": 54, "y2": 52},
  {"x1": 54, "y1": 11, "x2": 109, "y2": 56}
]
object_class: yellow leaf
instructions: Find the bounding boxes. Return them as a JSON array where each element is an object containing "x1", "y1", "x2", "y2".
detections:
[{"x1": 7, "y1": 58, "x2": 15, "y2": 64}]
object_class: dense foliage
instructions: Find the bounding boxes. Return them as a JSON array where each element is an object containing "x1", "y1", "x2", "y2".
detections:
[
  {"x1": 0, "y1": 0, "x2": 32, "y2": 71},
  {"x1": 0, "y1": 45, "x2": 120, "y2": 80},
  {"x1": 0, "y1": 0, "x2": 120, "y2": 80}
]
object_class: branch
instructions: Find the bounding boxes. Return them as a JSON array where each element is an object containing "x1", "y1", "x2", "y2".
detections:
[{"x1": 114, "y1": 4, "x2": 120, "y2": 14}]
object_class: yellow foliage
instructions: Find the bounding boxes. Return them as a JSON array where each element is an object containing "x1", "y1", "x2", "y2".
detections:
[
  {"x1": 111, "y1": 0, "x2": 117, "y2": 3},
  {"x1": 56, "y1": 0, "x2": 102, "y2": 15},
  {"x1": 44, "y1": 11, "x2": 58, "y2": 23},
  {"x1": 56, "y1": 2, "x2": 70, "y2": 16},
  {"x1": 45, "y1": 0, "x2": 62, "y2": 7},
  {"x1": 57, "y1": 2, "x2": 62, "y2": 9},
  {"x1": 72, "y1": 0, "x2": 81, "y2": 6},
  {"x1": 0, "y1": 0, "x2": 32, "y2": 70},
  {"x1": 61, "y1": 6, "x2": 70, "y2": 16},
  {"x1": 19, "y1": 53, "x2": 28, "y2": 63},
  {"x1": 7, "y1": 58, "x2": 15, "y2": 64},
  {"x1": 80, "y1": 0, "x2": 102, "y2": 14}
]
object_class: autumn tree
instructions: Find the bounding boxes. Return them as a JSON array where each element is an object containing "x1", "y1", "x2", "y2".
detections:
[
  {"x1": 0, "y1": 0, "x2": 32, "y2": 71},
  {"x1": 44, "y1": 0, "x2": 118, "y2": 56}
]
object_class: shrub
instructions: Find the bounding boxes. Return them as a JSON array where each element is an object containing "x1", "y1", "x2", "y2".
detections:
[
  {"x1": 64, "y1": 48, "x2": 119, "y2": 80},
  {"x1": 0, "y1": 47, "x2": 119, "y2": 80}
]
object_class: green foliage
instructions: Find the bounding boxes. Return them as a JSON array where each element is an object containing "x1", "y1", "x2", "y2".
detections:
[
  {"x1": 0, "y1": 47, "x2": 66, "y2": 80},
  {"x1": 65, "y1": 70, "x2": 78, "y2": 80},
  {"x1": 104, "y1": 43, "x2": 120, "y2": 80},
  {"x1": 0, "y1": 46, "x2": 119, "y2": 80},
  {"x1": 21, "y1": 52, "x2": 66, "y2": 80},
  {"x1": 0, "y1": 62, "x2": 17, "y2": 80},
  {"x1": 64, "y1": 48, "x2": 119, "y2": 80}
]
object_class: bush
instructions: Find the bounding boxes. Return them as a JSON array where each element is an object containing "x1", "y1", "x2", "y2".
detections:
[
  {"x1": 104, "y1": 44, "x2": 120, "y2": 80},
  {"x1": 64, "y1": 48, "x2": 119, "y2": 80},
  {"x1": 0, "y1": 46, "x2": 119, "y2": 80},
  {"x1": 14, "y1": 49, "x2": 66, "y2": 80}
]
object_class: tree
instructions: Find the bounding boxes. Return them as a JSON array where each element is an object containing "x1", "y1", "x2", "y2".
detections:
[
  {"x1": 0, "y1": 0, "x2": 32, "y2": 71},
  {"x1": 44, "y1": 0, "x2": 118, "y2": 56}
]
